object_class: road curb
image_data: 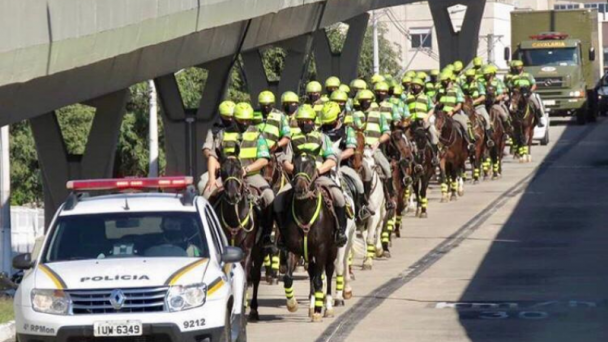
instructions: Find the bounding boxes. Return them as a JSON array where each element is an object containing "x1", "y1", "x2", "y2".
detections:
[{"x1": 0, "y1": 321, "x2": 15, "y2": 342}]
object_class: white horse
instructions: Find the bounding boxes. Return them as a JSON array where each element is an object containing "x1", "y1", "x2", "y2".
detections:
[
  {"x1": 361, "y1": 147, "x2": 386, "y2": 270},
  {"x1": 334, "y1": 194, "x2": 356, "y2": 307}
]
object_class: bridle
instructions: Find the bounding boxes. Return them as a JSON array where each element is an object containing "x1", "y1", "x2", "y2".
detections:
[
  {"x1": 292, "y1": 170, "x2": 319, "y2": 200},
  {"x1": 219, "y1": 172, "x2": 254, "y2": 246}
]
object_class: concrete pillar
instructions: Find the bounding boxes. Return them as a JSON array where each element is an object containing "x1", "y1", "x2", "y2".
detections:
[
  {"x1": 30, "y1": 90, "x2": 128, "y2": 226},
  {"x1": 429, "y1": 0, "x2": 486, "y2": 68},
  {"x1": 314, "y1": 13, "x2": 369, "y2": 83},
  {"x1": 241, "y1": 34, "x2": 313, "y2": 104}
]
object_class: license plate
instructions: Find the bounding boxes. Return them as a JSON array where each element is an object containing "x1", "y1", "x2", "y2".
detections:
[
  {"x1": 94, "y1": 321, "x2": 142, "y2": 337},
  {"x1": 543, "y1": 100, "x2": 556, "y2": 106}
]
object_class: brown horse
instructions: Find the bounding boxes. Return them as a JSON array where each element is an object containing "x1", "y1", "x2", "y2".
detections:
[
  {"x1": 463, "y1": 96, "x2": 487, "y2": 183},
  {"x1": 276, "y1": 154, "x2": 338, "y2": 322},
  {"x1": 408, "y1": 120, "x2": 435, "y2": 218},
  {"x1": 434, "y1": 110, "x2": 469, "y2": 202},
  {"x1": 216, "y1": 157, "x2": 264, "y2": 322},
  {"x1": 509, "y1": 87, "x2": 536, "y2": 163},
  {"x1": 485, "y1": 85, "x2": 507, "y2": 179}
]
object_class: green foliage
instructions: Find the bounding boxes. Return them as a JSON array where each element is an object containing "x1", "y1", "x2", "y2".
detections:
[
  {"x1": 356, "y1": 23, "x2": 402, "y2": 81},
  {"x1": 10, "y1": 122, "x2": 42, "y2": 206}
]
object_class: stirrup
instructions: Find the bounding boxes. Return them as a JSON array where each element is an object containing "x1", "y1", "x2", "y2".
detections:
[
  {"x1": 385, "y1": 199, "x2": 396, "y2": 210},
  {"x1": 486, "y1": 138, "x2": 495, "y2": 148},
  {"x1": 358, "y1": 206, "x2": 373, "y2": 221}
]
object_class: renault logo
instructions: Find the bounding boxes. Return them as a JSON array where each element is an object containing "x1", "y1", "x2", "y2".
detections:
[{"x1": 109, "y1": 289, "x2": 126, "y2": 310}]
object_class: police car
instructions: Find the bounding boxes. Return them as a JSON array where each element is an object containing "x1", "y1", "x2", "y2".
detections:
[{"x1": 12, "y1": 177, "x2": 247, "y2": 342}]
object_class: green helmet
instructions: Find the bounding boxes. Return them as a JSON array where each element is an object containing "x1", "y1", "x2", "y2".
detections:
[
  {"x1": 374, "y1": 81, "x2": 390, "y2": 92},
  {"x1": 350, "y1": 79, "x2": 367, "y2": 90},
  {"x1": 356, "y1": 89, "x2": 375, "y2": 101},
  {"x1": 511, "y1": 60, "x2": 523, "y2": 67},
  {"x1": 320, "y1": 101, "x2": 341, "y2": 125},
  {"x1": 281, "y1": 91, "x2": 299, "y2": 104},
  {"x1": 295, "y1": 104, "x2": 317, "y2": 120},
  {"x1": 306, "y1": 81, "x2": 323, "y2": 93},
  {"x1": 234, "y1": 102, "x2": 254, "y2": 120},
  {"x1": 338, "y1": 84, "x2": 351, "y2": 93},
  {"x1": 483, "y1": 65, "x2": 496, "y2": 75},
  {"x1": 258, "y1": 90, "x2": 276, "y2": 105},
  {"x1": 416, "y1": 71, "x2": 428, "y2": 80},
  {"x1": 401, "y1": 76, "x2": 413, "y2": 84},
  {"x1": 330, "y1": 90, "x2": 348, "y2": 102},
  {"x1": 425, "y1": 82, "x2": 435, "y2": 90},
  {"x1": 430, "y1": 69, "x2": 440, "y2": 76},
  {"x1": 219, "y1": 100, "x2": 236, "y2": 117},
  {"x1": 325, "y1": 76, "x2": 341, "y2": 89},
  {"x1": 393, "y1": 85, "x2": 404, "y2": 96},
  {"x1": 371, "y1": 74, "x2": 385, "y2": 84},
  {"x1": 445, "y1": 64, "x2": 455, "y2": 72},
  {"x1": 453, "y1": 61, "x2": 464, "y2": 72},
  {"x1": 383, "y1": 74, "x2": 394, "y2": 83},
  {"x1": 465, "y1": 69, "x2": 476, "y2": 77},
  {"x1": 405, "y1": 71, "x2": 417, "y2": 78},
  {"x1": 439, "y1": 72, "x2": 452, "y2": 82},
  {"x1": 473, "y1": 56, "x2": 483, "y2": 67},
  {"x1": 411, "y1": 78, "x2": 425, "y2": 87}
]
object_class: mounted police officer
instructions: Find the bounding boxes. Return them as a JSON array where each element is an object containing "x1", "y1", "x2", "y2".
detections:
[
  {"x1": 436, "y1": 72, "x2": 476, "y2": 152},
  {"x1": 509, "y1": 60, "x2": 545, "y2": 127},
  {"x1": 407, "y1": 78, "x2": 440, "y2": 165},
  {"x1": 462, "y1": 69, "x2": 494, "y2": 147}
]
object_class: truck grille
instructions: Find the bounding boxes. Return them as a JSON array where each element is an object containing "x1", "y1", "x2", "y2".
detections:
[
  {"x1": 536, "y1": 77, "x2": 564, "y2": 88},
  {"x1": 67, "y1": 287, "x2": 168, "y2": 315}
]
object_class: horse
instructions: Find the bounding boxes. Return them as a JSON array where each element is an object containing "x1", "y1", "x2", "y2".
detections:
[
  {"x1": 462, "y1": 96, "x2": 487, "y2": 183},
  {"x1": 485, "y1": 85, "x2": 507, "y2": 179},
  {"x1": 277, "y1": 153, "x2": 339, "y2": 322},
  {"x1": 216, "y1": 157, "x2": 264, "y2": 322},
  {"x1": 509, "y1": 87, "x2": 536, "y2": 163},
  {"x1": 434, "y1": 110, "x2": 469, "y2": 202},
  {"x1": 351, "y1": 130, "x2": 386, "y2": 270},
  {"x1": 408, "y1": 120, "x2": 435, "y2": 218}
]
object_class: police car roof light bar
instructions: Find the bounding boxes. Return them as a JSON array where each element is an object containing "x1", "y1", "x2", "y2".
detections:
[{"x1": 66, "y1": 177, "x2": 193, "y2": 191}]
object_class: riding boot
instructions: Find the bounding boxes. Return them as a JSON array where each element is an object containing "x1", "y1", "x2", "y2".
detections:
[
  {"x1": 259, "y1": 205, "x2": 275, "y2": 250},
  {"x1": 359, "y1": 181, "x2": 376, "y2": 220},
  {"x1": 485, "y1": 128, "x2": 495, "y2": 148},
  {"x1": 334, "y1": 206, "x2": 348, "y2": 248},
  {"x1": 383, "y1": 179, "x2": 396, "y2": 210}
]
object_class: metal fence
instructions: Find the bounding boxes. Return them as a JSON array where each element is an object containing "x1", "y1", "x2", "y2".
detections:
[{"x1": 0, "y1": 207, "x2": 45, "y2": 275}]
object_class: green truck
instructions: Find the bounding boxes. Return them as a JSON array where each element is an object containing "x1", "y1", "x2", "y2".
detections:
[{"x1": 507, "y1": 9, "x2": 602, "y2": 124}]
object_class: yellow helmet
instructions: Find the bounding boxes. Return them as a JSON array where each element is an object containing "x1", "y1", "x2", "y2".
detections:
[
  {"x1": 281, "y1": 91, "x2": 299, "y2": 104},
  {"x1": 393, "y1": 85, "x2": 404, "y2": 96},
  {"x1": 258, "y1": 90, "x2": 276, "y2": 105},
  {"x1": 383, "y1": 74, "x2": 394, "y2": 83},
  {"x1": 453, "y1": 61, "x2": 464, "y2": 72},
  {"x1": 320, "y1": 101, "x2": 341, "y2": 125},
  {"x1": 439, "y1": 72, "x2": 452, "y2": 82},
  {"x1": 430, "y1": 69, "x2": 440, "y2": 76},
  {"x1": 234, "y1": 102, "x2": 254, "y2": 120},
  {"x1": 371, "y1": 74, "x2": 385, "y2": 84},
  {"x1": 219, "y1": 100, "x2": 236, "y2": 118},
  {"x1": 325, "y1": 76, "x2": 341, "y2": 88},
  {"x1": 465, "y1": 69, "x2": 476, "y2": 77},
  {"x1": 425, "y1": 83, "x2": 435, "y2": 90},
  {"x1": 511, "y1": 60, "x2": 523, "y2": 67},
  {"x1": 350, "y1": 79, "x2": 367, "y2": 90},
  {"x1": 411, "y1": 78, "x2": 425, "y2": 87},
  {"x1": 356, "y1": 89, "x2": 375, "y2": 101},
  {"x1": 295, "y1": 104, "x2": 317, "y2": 120},
  {"x1": 473, "y1": 56, "x2": 483, "y2": 67},
  {"x1": 338, "y1": 84, "x2": 350, "y2": 94},
  {"x1": 374, "y1": 81, "x2": 390, "y2": 92},
  {"x1": 405, "y1": 71, "x2": 417, "y2": 78},
  {"x1": 330, "y1": 90, "x2": 348, "y2": 102},
  {"x1": 305, "y1": 81, "x2": 323, "y2": 93},
  {"x1": 401, "y1": 76, "x2": 413, "y2": 84},
  {"x1": 416, "y1": 71, "x2": 428, "y2": 80},
  {"x1": 483, "y1": 65, "x2": 497, "y2": 75}
]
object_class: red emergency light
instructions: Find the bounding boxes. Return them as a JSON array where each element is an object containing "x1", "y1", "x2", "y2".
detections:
[
  {"x1": 66, "y1": 177, "x2": 193, "y2": 191},
  {"x1": 530, "y1": 32, "x2": 569, "y2": 40}
]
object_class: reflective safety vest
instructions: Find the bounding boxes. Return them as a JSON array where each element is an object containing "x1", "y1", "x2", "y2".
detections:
[
  {"x1": 221, "y1": 126, "x2": 261, "y2": 172},
  {"x1": 292, "y1": 131, "x2": 324, "y2": 166},
  {"x1": 462, "y1": 80, "x2": 482, "y2": 99},
  {"x1": 257, "y1": 109, "x2": 283, "y2": 149},
  {"x1": 407, "y1": 93, "x2": 430, "y2": 120},
  {"x1": 512, "y1": 73, "x2": 534, "y2": 88},
  {"x1": 439, "y1": 86, "x2": 459, "y2": 112},
  {"x1": 378, "y1": 100, "x2": 394, "y2": 124},
  {"x1": 354, "y1": 110, "x2": 383, "y2": 146}
]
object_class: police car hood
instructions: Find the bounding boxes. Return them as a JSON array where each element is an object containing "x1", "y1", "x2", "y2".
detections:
[{"x1": 36, "y1": 258, "x2": 210, "y2": 289}]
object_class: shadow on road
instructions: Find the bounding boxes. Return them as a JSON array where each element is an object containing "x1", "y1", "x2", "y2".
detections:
[{"x1": 458, "y1": 118, "x2": 608, "y2": 341}]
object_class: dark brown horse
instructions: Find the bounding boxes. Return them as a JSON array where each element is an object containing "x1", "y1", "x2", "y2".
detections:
[
  {"x1": 277, "y1": 154, "x2": 338, "y2": 322},
  {"x1": 434, "y1": 110, "x2": 469, "y2": 202},
  {"x1": 509, "y1": 87, "x2": 536, "y2": 163},
  {"x1": 463, "y1": 96, "x2": 487, "y2": 183},
  {"x1": 485, "y1": 85, "x2": 507, "y2": 179},
  {"x1": 216, "y1": 157, "x2": 264, "y2": 322},
  {"x1": 407, "y1": 120, "x2": 435, "y2": 218}
]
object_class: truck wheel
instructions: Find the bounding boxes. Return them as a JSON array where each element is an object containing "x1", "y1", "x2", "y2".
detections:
[
  {"x1": 576, "y1": 109, "x2": 587, "y2": 125},
  {"x1": 540, "y1": 127, "x2": 549, "y2": 146}
]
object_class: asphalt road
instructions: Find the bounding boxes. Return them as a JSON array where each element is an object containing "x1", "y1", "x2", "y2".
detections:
[{"x1": 249, "y1": 117, "x2": 608, "y2": 342}]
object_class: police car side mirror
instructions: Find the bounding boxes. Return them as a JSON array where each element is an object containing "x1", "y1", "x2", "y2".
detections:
[
  {"x1": 504, "y1": 47, "x2": 511, "y2": 62},
  {"x1": 221, "y1": 247, "x2": 244, "y2": 263},
  {"x1": 589, "y1": 47, "x2": 596, "y2": 61},
  {"x1": 13, "y1": 253, "x2": 33, "y2": 270}
]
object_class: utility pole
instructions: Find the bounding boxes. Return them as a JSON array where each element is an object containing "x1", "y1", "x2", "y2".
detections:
[
  {"x1": 483, "y1": 33, "x2": 504, "y2": 65},
  {"x1": 148, "y1": 80, "x2": 159, "y2": 178},
  {"x1": 372, "y1": 10, "x2": 380, "y2": 75},
  {"x1": 0, "y1": 125, "x2": 10, "y2": 274}
]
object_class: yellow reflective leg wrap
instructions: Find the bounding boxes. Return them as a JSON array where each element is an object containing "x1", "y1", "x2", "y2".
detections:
[
  {"x1": 315, "y1": 292, "x2": 325, "y2": 308},
  {"x1": 451, "y1": 181, "x2": 458, "y2": 191},
  {"x1": 404, "y1": 188, "x2": 411, "y2": 201},
  {"x1": 367, "y1": 244, "x2": 376, "y2": 258},
  {"x1": 284, "y1": 286, "x2": 295, "y2": 300},
  {"x1": 396, "y1": 215, "x2": 402, "y2": 230},
  {"x1": 474, "y1": 168, "x2": 480, "y2": 178},
  {"x1": 493, "y1": 163, "x2": 499, "y2": 172},
  {"x1": 421, "y1": 197, "x2": 428, "y2": 209},
  {"x1": 336, "y1": 275, "x2": 344, "y2": 292},
  {"x1": 441, "y1": 183, "x2": 448, "y2": 194},
  {"x1": 483, "y1": 158, "x2": 490, "y2": 172},
  {"x1": 386, "y1": 215, "x2": 395, "y2": 232},
  {"x1": 271, "y1": 255, "x2": 280, "y2": 271},
  {"x1": 263, "y1": 255, "x2": 271, "y2": 267},
  {"x1": 381, "y1": 231, "x2": 390, "y2": 243}
]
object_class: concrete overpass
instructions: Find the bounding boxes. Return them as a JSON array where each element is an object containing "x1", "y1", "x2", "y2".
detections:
[{"x1": 0, "y1": 0, "x2": 487, "y2": 221}]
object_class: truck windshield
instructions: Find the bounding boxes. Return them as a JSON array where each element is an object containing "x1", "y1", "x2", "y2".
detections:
[
  {"x1": 44, "y1": 212, "x2": 210, "y2": 262},
  {"x1": 521, "y1": 47, "x2": 579, "y2": 66}
]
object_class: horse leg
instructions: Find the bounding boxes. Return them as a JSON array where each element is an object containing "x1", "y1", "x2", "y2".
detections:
[
  {"x1": 439, "y1": 158, "x2": 449, "y2": 203},
  {"x1": 334, "y1": 228, "x2": 347, "y2": 306},
  {"x1": 482, "y1": 149, "x2": 491, "y2": 180},
  {"x1": 381, "y1": 207, "x2": 394, "y2": 258},
  {"x1": 324, "y1": 258, "x2": 336, "y2": 318},
  {"x1": 419, "y1": 174, "x2": 430, "y2": 218},
  {"x1": 283, "y1": 252, "x2": 298, "y2": 313},
  {"x1": 248, "y1": 246, "x2": 264, "y2": 322},
  {"x1": 343, "y1": 221, "x2": 355, "y2": 300},
  {"x1": 309, "y1": 262, "x2": 324, "y2": 322}
]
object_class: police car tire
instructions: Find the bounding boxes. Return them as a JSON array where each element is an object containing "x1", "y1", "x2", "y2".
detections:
[
  {"x1": 540, "y1": 129, "x2": 549, "y2": 146},
  {"x1": 220, "y1": 308, "x2": 232, "y2": 342},
  {"x1": 237, "y1": 301, "x2": 248, "y2": 342}
]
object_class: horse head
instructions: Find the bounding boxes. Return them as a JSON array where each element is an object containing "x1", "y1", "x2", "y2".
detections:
[
  {"x1": 292, "y1": 153, "x2": 317, "y2": 199},
  {"x1": 220, "y1": 157, "x2": 245, "y2": 205},
  {"x1": 352, "y1": 130, "x2": 365, "y2": 172},
  {"x1": 485, "y1": 84, "x2": 496, "y2": 108},
  {"x1": 509, "y1": 87, "x2": 529, "y2": 117}
]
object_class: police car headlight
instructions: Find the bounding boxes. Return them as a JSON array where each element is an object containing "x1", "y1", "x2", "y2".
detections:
[
  {"x1": 166, "y1": 283, "x2": 207, "y2": 312},
  {"x1": 31, "y1": 289, "x2": 70, "y2": 315}
]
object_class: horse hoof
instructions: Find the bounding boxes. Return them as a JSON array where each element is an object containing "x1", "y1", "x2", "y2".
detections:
[
  {"x1": 395, "y1": 229, "x2": 401, "y2": 238},
  {"x1": 383, "y1": 251, "x2": 392, "y2": 258},
  {"x1": 344, "y1": 290, "x2": 353, "y2": 300},
  {"x1": 362, "y1": 263, "x2": 372, "y2": 271},
  {"x1": 280, "y1": 265, "x2": 287, "y2": 274},
  {"x1": 376, "y1": 249, "x2": 384, "y2": 258},
  {"x1": 419, "y1": 212, "x2": 428, "y2": 219},
  {"x1": 273, "y1": 278, "x2": 280, "y2": 285},
  {"x1": 311, "y1": 313, "x2": 323, "y2": 323},
  {"x1": 440, "y1": 197, "x2": 448, "y2": 203},
  {"x1": 324, "y1": 308, "x2": 335, "y2": 318},
  {"x1": 248, "y1": 311, "x2": 260, "y2": 323},
  {"x1": 334, "y1": 299, "x2": 345, "y2": 307},
  {"x1": 458, "y1": 189, "x2": 465, "y2": 197},
  {"x1": 450, "y1": 195, "x2": 458, "y2": 201},
  {"x1": 286, "y1": 298, "x2": 298, "y2": 313}
]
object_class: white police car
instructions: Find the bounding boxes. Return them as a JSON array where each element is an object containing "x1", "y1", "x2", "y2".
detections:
[{"x1": 12, "y1": 177, "x2": 247, "y2": 342}]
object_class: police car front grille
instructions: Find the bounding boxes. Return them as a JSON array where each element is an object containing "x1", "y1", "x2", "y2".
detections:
[{"x1": 68, "y1": 287, "x2": 168, "y2": 315}]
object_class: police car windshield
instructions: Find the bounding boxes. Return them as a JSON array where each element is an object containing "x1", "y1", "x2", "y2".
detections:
[
  {"x1": 44, "y1": 212, "x2": 209, "y2": 262},
  {"x1": 521, "y1": 48, "x2": 579, "y2": 66}
]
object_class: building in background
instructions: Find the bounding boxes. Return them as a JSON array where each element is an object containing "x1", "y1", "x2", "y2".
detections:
[{"x1": 381, "y1": 0, "x2": 607, "y2": 72}]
